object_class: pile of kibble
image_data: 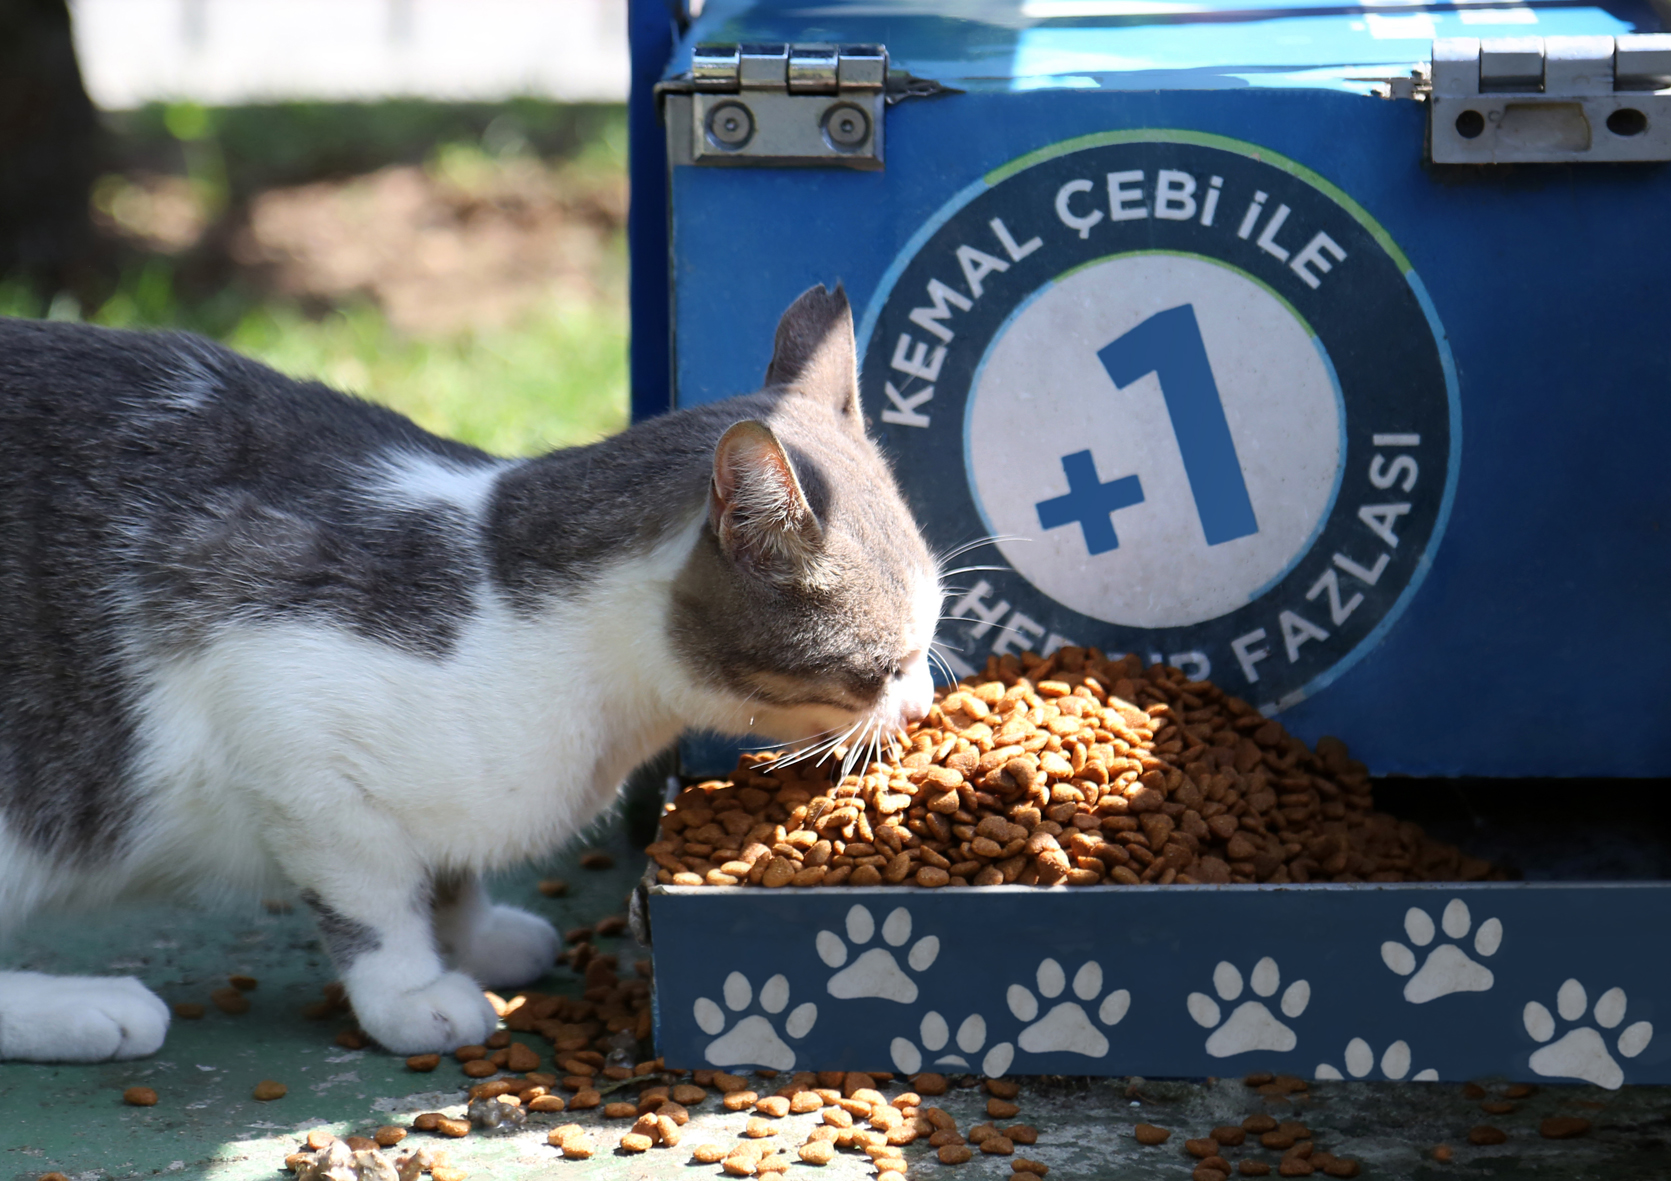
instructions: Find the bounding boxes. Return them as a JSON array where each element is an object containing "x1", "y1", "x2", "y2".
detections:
[{"x1": 649, "y1": 648, "x2": 1500, "y2": 889}]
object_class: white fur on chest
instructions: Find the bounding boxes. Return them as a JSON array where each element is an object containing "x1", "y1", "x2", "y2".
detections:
[{"x1": 124, "y1": 518, "x2": 707, "y2": 893}]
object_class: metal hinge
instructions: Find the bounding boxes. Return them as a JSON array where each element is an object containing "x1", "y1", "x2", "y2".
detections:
[
  {"x1": 661, "y1": 43, "x2": 890, "y2": 169},
  {"x1": 1430, "y1": 34, "x2": 1671, "y2": 163}
]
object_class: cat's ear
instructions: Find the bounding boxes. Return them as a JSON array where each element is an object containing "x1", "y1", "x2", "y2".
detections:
[
  {"x1": 710, "y1": 419, "x2": 823, "y2": 580},
  {"x1": 763, "y1": 283, "x2": 860, "y2": 421}
]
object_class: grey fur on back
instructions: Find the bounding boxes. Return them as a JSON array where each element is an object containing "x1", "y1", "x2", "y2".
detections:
[{"x1": 0, "y1": 284, "x2": 938, "y2": 864}]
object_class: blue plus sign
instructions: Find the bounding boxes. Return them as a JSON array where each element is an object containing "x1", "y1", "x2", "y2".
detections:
[{"x1": 1035, "y1": 450, "x2": 1145, "y2": 556}]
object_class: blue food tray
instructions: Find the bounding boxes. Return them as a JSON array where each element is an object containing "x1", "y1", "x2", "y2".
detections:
[{"x1": 650, "y1": 882, "x2": 1670, "y2": 1087}]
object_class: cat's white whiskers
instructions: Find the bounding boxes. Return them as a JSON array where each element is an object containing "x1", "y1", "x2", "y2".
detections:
[
  {"x1": 935, "y1": 533, "x2": 1028, "y2": 566},
  {"x1": 804, "y1": 716, "x2": 867, "y2": 774},
  {"x1": 937, "y1": 565, "x2": 1009, "y2": 578},
  {"x1": 926, "y1": 645, "x2": 959, "y2": 685},
  {"x1": 839, "y1": 716, "x2": 885, "y2": 781},
  {"x1": 758, "y1": 722, "x2": 847, "y2": 764},
  {"x1": 933, "y1": 615, "x2": 1035, "y2": 642}
]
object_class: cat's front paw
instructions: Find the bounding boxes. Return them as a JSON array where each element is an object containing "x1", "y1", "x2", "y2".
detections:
[
  {"x1": 455, "y1": 905, "x2": 560, "y2": 989},
  {"x1": 352, "y1": 970, "x2": 498, "y2": 1055},
  {"x1": 0, "y1": 972, "x2": 170, "y2": 1061}
]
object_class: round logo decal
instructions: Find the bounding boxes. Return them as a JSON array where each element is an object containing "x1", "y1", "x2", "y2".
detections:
[{"x1": 858, "y1": 132, "x2": 1458, "y2": 713}]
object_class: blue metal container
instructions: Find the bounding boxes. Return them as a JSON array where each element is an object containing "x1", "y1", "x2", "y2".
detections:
[
  {"x1": 634, "y1": 0, "x2": 1671, "y2": 779},
  {"x1": 633, "y1": 0, "x2": 1671, "y2": 1084}
]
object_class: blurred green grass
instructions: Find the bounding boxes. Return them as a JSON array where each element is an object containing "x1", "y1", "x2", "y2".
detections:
[
  {"x1": 1, "y1": 100, "x2": 630, "y2": 459},
  {"x1": 0, "y1": 272, "x2": 626, "y2": 458}
]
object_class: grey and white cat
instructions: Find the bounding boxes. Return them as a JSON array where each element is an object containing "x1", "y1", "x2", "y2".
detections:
[{"x1": 0, "y1": 285, "x2": 940, "y2": 1061}]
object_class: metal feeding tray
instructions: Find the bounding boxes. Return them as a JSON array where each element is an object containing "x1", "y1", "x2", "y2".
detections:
[
  {"x1": 643, "y1": 779, "x2": 1671, "y2": 1087},
  {"x1": 648, "y1": 873, "x2": 1670, "y2": 1087}
]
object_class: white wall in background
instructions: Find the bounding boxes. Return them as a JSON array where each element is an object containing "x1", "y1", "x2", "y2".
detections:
[{"x1": 71, "y1": 0, "x2": 629, "y2": 109}]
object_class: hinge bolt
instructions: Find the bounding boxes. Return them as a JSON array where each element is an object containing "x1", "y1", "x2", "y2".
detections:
[
  {"x1": 822, "y1": 103, "x2": 871, "y2": 149},
  {"x1": 707, "y1": 101, "x2": 754, "y2": 149}
]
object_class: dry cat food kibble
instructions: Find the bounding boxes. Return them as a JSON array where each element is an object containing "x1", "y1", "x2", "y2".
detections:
[
  {"x1": 122, "y1": 1086, "x2": 158, "y2": 1107},
  {"x1": 1468, "y1": 1125, "x2": 1507, "y2": 1145},
  {"x1": 1134, "y1": 1124, "x2": 1171, "y2": 1145},
  {"x1": 651, "y1": 648, "x2": 1500, "y2": 890},
  {"x1": 210, "y1": 986, "x2": 250, "y2": 1014},
  {"x1": 1540, "y1": 1116, "x2": 1591, "y2": 1139},
  {"x1": 251, "y1": 1080, "x2": 287, "y2": 1101},
  {"x1": 171, "y1": 1002, "x2": 205, "y2": 1019}
]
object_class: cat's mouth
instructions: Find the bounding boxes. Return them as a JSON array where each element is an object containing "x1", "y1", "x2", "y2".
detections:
[{"x1": 738, "y1": 651, "x2": 934, "y2": 758}]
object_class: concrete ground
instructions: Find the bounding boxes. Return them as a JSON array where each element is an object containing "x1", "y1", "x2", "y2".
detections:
[{"x1": 4, "y1": 820, "x2": 1670, "y2": 1181}]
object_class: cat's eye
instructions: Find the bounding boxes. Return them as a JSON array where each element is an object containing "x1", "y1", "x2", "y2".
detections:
[{"x1": 891, "y1": 663, "x2": 905, "y2": 680}]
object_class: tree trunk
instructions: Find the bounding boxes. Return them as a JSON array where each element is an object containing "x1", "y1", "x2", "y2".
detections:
[{"x1": 0, "y1": 0, "x2": 100, "y2": 288}]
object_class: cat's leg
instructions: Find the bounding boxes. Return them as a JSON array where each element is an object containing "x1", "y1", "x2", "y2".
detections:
[
  {"x1": 430, "y1": 871, "x2": 559, "y2": 990},
  {"x1": 293, "y1": 858, "x2": 497, "y2": 1054},
  {"x1": 0, "y1": 971, "x2": 171, "y2": 1062}
]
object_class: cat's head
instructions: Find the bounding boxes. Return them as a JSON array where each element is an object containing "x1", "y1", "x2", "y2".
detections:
[{"x1": 672, "y1": 285, "x2": 941, "y2": 755}]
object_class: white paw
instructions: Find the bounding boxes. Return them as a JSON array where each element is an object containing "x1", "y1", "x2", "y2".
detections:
[
  {"x1": 351, "y1": 969, "x2": 498, "y2": 1054},
  {"x1": 891, "y1": 1010, "x2": 1014, "y2": 1078},
  {"x1": 0, "y1": 972, "x2": 169, "y2": 1062},
  {"x1": 1007, "y1": 957, "x2": 1130, "y2": 1059},
  {"x1": 1314, "y1": 1037, "x2": 1438, "y2": 1082},
  {"x1": 1188, "y1": 957, "x2": 1310, "y2": 1058},
  {"x1": 1524, "y1": 978, "x2": 1653, "y2": 1091},
  {"x1": 817, "y1": 904, "x2": 938, "y2": 1003},
  {"x1": 454, "y1": 905, "x2": 559, "y2": 989},
  {"x1": 1381, "y1": 898, "x2": 1501, "y2": 1003},
  {"x1": 695, "y1": 972, "x2": 816, "y2": 1070}
]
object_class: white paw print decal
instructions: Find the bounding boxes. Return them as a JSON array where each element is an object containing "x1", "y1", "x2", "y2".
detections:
[
  {"x1": 1524, "y1": 978, "x2": 1653, "y2": 1090},
  {"x1": 1314, "y1": 1037, "x2": 1438, "y2": 1082},
  {"x1": 817, "y1": 904, "x2": 939, "y2": 1003},
  {"x1": 1188, "y1": 957, "x2": 1310, "y2": 1057},
  {"x1": 1381, "y1": 898, "x2": 1501, "y2": 1004},
  {"x1": 693, "y1": 971, "x2": 817, "y2": 1071},
  {"x1": 1006, "y1": 958, "x2": 1130, "y2": 1058},
  {"x1": 890, "y1": 1011, "x2": 1015, "y2": 1078}
]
